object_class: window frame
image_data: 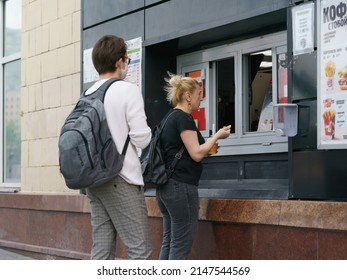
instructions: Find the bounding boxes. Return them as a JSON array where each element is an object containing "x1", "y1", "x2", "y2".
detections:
[
  {"x1": 0, "y1": 0, "x2": 21, "y2": 188},
  {"x1": 177, "y1": 31, "x2": 288, "y2": 155}
]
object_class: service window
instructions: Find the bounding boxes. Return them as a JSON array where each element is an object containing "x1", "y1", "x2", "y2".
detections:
[
  {"x1": 243, "y1": 45, "x2": 288, "y2": 134},
  {"x1": 177, "y1": 32, "x2": 288, "y2": 155},
  {"x1": 216, "y1": 57, "x2": 236, "y2": 134}
]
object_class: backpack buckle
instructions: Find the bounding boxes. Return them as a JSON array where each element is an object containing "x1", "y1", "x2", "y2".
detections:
[{"x1": 175, "y1": 153, "x2": 182, "y2": 159}]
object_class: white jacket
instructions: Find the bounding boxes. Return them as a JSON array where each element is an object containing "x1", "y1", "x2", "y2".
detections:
[{"x1": 85, "y1": 79, "x2": 151, "y2": 186}]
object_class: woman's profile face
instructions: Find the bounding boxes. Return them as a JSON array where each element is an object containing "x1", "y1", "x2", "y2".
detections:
[{"x1": 190, "y1": 85, "x2": 202, "y2": 112}]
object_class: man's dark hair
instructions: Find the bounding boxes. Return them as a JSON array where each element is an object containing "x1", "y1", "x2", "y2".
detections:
[{"x1": 92, "y1": 35, "x2": 127, "y2": 74}]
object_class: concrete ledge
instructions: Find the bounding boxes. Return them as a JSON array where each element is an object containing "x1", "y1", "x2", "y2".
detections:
[
  {"x1": 1, "y1": 193, "x2": 347, "y2": 259},
  {"x1": 147, "y1": 197, "x2": 347, "y2": 231},
  {"x1": 1, "y1": 193, "x2": 347, "y2": 231}
]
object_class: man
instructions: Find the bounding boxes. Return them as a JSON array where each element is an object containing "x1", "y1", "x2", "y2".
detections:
[{"x1": 85, "y1": 35, "x2": 152, "y2": 260}]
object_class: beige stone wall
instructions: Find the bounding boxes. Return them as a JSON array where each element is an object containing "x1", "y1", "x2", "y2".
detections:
[{"x1": 21, "y1": 0, "x2": 81, "y2": 193}]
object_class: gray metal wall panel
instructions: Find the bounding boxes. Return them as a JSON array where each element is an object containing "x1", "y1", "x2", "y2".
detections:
[
  {"x1": 145, "y1": 0, "x2": 167, "y2": 5},
  {"x1": 144, "y1": 0, "x2": 288, "y2": 44},
  {"x1": 82, "y1": 11, "x2": 145, "y2": 91},
  {"x1": 291, "y1": 150, "x2": 347, "y2": 200},
  {"x1": 83, "y1": 0, "x2": 144, "y2": 28},
  {"x1": 83, "y1": 11, "x2": 145, "y2": 50}
]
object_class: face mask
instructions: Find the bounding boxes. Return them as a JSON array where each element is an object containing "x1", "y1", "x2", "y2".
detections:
[{"x1": 120, "y1": 63, "x2": 128, "y2": 79}]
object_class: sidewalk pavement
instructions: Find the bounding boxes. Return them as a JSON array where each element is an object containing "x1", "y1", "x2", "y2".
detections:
[{"x1": 0, "y1": 248, "x2": 35, "y2": 260}]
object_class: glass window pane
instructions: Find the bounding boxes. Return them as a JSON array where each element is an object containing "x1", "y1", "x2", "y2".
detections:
[
  {"x1": 216, "y1": 58, "x2": 235, "y2": 133},
  {"x1": 244, "y1": 50, "x2": 273, "y2": 132},
  {"x1": 4, "y1": 60, "x2": 21, "y2": 182},
  {"x1": 4, "y1": 0, "x2": 22, "y2": 56}
]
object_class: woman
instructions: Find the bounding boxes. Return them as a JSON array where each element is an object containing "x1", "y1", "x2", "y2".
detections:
[{"x1": 157, "y1": 73, "x2": 231, "y2": 259}]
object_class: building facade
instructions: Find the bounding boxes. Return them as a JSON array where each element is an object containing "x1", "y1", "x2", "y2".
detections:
[{"x1": 0, "y1": 0, "x2": 347, "y2": 259}]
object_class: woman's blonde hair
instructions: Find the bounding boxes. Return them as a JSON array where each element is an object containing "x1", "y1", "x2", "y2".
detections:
[{"x1": 164, "y1": 72, "x2": 201, "y2": 107}]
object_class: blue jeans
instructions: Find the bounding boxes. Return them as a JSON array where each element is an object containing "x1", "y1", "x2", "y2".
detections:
[{"x1": 156, "y1": 178, "x2": 199, "y2": 260}]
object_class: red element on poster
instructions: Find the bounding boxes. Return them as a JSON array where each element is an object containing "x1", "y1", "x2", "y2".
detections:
[
  {"x1": 188, "y1": 70, "x2": 201, "y2": 78},
  {"x1": 191, "y1": 107, "x2": 206, "y2": 130},
  {"x1": 187, "y1": 70, "x2": 205, "y2": 98}
]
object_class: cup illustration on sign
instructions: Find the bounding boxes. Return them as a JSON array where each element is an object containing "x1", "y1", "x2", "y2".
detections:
[
  {"x1": 324, "y1": 60, "x2": 336, "y2": 91},
  {"x1": 338, "y1": 66, "x2": 347, "y2": 90},
  {"x1": 322, "y1": 109, "x2": 336, "y2": 139}
]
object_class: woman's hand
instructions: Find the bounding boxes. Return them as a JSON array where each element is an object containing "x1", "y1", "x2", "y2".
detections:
[
  {"x1": 180, "y1": 125, "x2": 231, "y2": 162},
  {"x1": 216, "y1": 125, "x2": 231, "y2": 139}
]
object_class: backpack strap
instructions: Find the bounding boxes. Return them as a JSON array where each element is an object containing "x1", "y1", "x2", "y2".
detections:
[
  {"x1": 95, "y1": 78, "x2": 131, "y2": 156},
  {"x1": 91, "y1": 78, "x2": 130, "y2": 156},
  {"x1": 95, "y1": 77, "x2": 122, "y2": 102},
  {"x1": 159, "y1": 109, "x2": 179, "y2": 132},
  {"x1": 121, "y1": 135, "x2": 131, "y2": 156},
  {"x1": 82, "y1": 78, "x2": 122, "y2": 100},
  {"x1": 159, "y1": 109, "x2": 185, "y2": 178},
  {"x1": 166, "y1": 145, "x2": 185, "y2": 178}
]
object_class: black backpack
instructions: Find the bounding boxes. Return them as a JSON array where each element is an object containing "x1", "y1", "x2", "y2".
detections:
[
  {"x1": 141, "y1": 110, "x2": 184, "y2": 186},
  {"x1": 58, "y1": 78, "x2": 130, "y2": 189}
]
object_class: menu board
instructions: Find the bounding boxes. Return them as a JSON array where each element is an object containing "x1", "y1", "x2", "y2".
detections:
[
  {"x1": 83, "y1": 37, "x2": 142, "y2": 88},
  {"x1": 318, "y1": 0, "x2": 347, "y2": 149},
  {"x1": 125, "y1": 37, "x2": 142, "y2": 88}
]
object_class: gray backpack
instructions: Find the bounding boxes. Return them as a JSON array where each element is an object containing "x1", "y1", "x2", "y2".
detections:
[{"x1": 58, "y1": 78, "x2": 130, "y2": 189}]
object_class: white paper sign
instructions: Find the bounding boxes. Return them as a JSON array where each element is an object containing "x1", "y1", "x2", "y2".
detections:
[
  {"x1": 83, "y1": 48, "x2": 99, "y2": 84},
  {"x1": 292, "y1": 2, "x2": 315, "y2": 55},
  {"x1": 125, "y1": 37, "x2": 142, "y2": 88},
  {"x1": 82, "y1": 37, "x2": 143, "y2": 88}
]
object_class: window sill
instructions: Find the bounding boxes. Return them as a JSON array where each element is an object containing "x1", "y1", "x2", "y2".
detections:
[{"x1": 0, "y1": 187, "x2": 20, "y2": 193}]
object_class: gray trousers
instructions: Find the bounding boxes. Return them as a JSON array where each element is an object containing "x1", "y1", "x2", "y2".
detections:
[{"x1": 86, "y1": 176, "x2": 152, "y2": 260}]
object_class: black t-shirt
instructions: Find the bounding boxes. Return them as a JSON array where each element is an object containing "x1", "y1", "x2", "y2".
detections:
[{"x1": 160, "y1": 109, "x2": 205, "y2": 186}]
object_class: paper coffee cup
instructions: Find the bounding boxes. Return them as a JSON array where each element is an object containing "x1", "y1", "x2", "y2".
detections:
[{"x1": 208, "y1": 142, "x2": 218, "y2": 155}]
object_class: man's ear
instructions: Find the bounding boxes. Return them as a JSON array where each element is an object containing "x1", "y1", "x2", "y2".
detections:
[{"x1": 115, "y1": 58, "x2": 122, "y2": 69}]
